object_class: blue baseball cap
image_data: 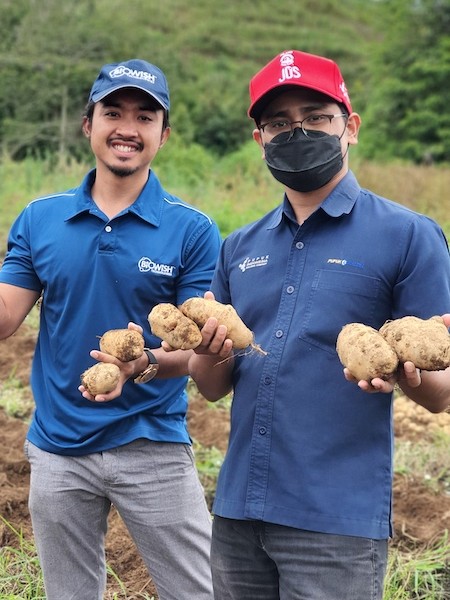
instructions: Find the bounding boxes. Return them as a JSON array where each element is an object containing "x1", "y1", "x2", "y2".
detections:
[{"x1": 89, "y1": 59, "x2": 170, "y2": 110}]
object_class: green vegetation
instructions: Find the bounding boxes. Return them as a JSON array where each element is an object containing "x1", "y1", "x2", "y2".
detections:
[
  {"x1": 0, "y1": 0, "x2": 448, "y2": 162},
  {"x1": 384, "y1": 533, "x2": 450, "y2": 599}
]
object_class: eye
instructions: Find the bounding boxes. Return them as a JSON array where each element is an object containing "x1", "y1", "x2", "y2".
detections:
[
  {"x1": 304, "y1": 114, "x2": 328, "y2": 126},
  {"x1": 104, "y1": 110, "x2": 120, "y2": 118},
  {"x1": 270, "y1": 120, "x2": 290, "y2": 129}
]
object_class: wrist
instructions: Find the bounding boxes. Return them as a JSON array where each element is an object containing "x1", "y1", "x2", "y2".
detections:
[{"x1": 134, "y1": 349, "x2": 159, "y2": 384}]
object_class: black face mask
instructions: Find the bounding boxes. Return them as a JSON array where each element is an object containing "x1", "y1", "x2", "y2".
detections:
[{"x1": 264, "y1": 128, "x2": 344, "y2": 192}]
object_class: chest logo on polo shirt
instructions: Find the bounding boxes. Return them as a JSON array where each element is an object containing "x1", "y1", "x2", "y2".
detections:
[
  {"x1": 327, "y1": 258, "x2": 364, "y2": 269},
  {"x1": 138, "y1": 256, "x2": 175, "y2": 277},
  {"x1": 239, "y1": 255, "x2": 269, "y2": 272}
]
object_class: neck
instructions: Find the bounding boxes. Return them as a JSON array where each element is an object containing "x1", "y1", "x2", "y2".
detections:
[
  {"x1": 91, "y1": 166, "x2": 150, "y2": 219},
  {"x1": 286, "y1": 168, "x2": 348, "y2": 224}
]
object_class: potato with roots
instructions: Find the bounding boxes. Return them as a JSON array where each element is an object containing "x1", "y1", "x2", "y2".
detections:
[
  {"x1": 81, "y1": 363, "x2": 120, "y2": 395},
  {"x1": 379, "y1": 315, "x2": 450, "y2": 371},
  {"x1": 180, "y1": 297, "x2": 266, "y2": 355},
  {"x1": 148, "y1": 303, "x2": 202, "y2": 350},
  {"x1": 336, "y1": 323, "x2": 399, "y2": 382},
  {"x1": 99, "y1": 329, "x2": 145, "y2": 362}
]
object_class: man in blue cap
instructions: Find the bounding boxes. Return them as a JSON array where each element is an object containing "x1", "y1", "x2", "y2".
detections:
[{"x1": 0, "y1": 59, "x2": 219, "y2": 599}]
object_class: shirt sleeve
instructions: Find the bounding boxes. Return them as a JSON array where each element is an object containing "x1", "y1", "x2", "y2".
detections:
[{"x1": 0, "y1": 207, "x2": 42, "y2": 292}]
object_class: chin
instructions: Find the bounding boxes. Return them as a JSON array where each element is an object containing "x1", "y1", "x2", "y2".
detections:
[{"x1": 107, "y1": 164, "x2": 139, "y2": 178}]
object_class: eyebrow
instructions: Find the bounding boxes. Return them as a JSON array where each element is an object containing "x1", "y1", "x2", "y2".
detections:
[
  {"x1": 262, "y1": 102, "x2": 332, "y2": 121},
  {"x1": 101, "y1": 98, "x2": 160, "y2": 112}
]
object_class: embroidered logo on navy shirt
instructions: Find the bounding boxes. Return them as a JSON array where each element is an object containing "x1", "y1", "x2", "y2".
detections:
[
  {"x1": 138, "y1": 256, "x2": 175, "y2": 276},
  {"x1": 239, "y1": 255, "x2": 269, "y2": 272},
  {"x1": 327, "y1": 258, "x2": 364, "y2": 269}
]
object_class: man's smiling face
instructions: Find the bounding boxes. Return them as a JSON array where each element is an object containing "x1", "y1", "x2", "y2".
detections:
[{"x1": 83, "y1": 88, "x2": 170, "y2": 178}]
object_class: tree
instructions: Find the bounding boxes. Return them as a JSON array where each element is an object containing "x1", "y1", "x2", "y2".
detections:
[{"x1": 360, "y1": 0, "x2": 450, "y2": 163}]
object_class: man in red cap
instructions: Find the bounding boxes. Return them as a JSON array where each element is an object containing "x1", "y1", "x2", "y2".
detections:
[{"x1": 188, "y1": 50, "x2": 450, "y2": 599}]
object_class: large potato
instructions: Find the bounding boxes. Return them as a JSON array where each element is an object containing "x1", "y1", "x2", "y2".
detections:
[
  {"x1": 180, "y1": 297, "x2": 266, "y2": 354},
  {"x1": 336, "y1": 323, "x2": 399, "y2": 382},
  {"x1": 148, "y1": 303, "x2": 202, "y2": 350},
  {"x1": 81, "y1": 363, "x2": 120, "y2": 395},
  {"x1": 379, "y1": 316, "x2": 450, "y2": 371},
  {"x1": 99, "y1": 329, "x2": 144, "y2": 362}
]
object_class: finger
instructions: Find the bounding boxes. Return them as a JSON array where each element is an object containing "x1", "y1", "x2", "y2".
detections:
[
  {"x1": 161, "y1": 340, "x2": 177, "y2": 352},
  {"x1": 343, "y1": 367, "x2": 357, "y2": 382},
  {"x1": 90, "y1": 350, "x2": 119, "y2": 365},
  {"x1": 402, "y1": 361, "x2": 422, "y2": 387},
  {"x1": 127, "y1": 321, "x2": 144, "y2": 334}
]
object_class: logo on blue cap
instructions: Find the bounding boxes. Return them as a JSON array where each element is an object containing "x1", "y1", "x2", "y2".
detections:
[{"x1": 89, "y1": 59, "x2": 170, "y2": 110}]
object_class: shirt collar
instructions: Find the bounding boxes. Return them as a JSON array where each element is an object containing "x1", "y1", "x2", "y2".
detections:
[
  {"x1": 65, "y1": 169, "x2": 166, "y2": 226},
  {"x1": 266, "y1": 170, "x2": 361, "y2": 230}
]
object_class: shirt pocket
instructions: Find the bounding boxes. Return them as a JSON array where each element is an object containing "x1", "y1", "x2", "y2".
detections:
[{"x1": 299, "y1": 269, "x2": 381, "y2": 354}]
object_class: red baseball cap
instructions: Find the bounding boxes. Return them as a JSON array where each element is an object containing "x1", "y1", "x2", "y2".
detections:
[{"x1": 248, "y1": 50, "x2": 352, "y2": 120}]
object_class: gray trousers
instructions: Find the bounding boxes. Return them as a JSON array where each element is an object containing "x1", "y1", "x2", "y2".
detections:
[{"x1": 25, "y1": 438, "x2": 214, "y2": 600}]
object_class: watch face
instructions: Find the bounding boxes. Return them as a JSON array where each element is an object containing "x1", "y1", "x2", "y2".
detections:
[{"x1": 134, "y1": 363, "x2": 159, "y2": 384}]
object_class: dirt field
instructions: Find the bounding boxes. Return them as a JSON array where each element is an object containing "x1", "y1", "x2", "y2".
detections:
[{"x1": 1, "y1": 324, "x2": 450, "y2": 598}]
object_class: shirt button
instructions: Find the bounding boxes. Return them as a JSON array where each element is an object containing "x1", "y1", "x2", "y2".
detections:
[
  {"x1": 275, "y1": 330, "x2": 283, "y2": 338},
  {"x1": 105, "y1": 225, "x2": 112, "y2": 233},
  {"x1": 259, "y1": 427, "x2": 267, "y2": 435},
  {"x1": 286, "y1": 286, "x2": 294, "y2": 294},
  {"x1": 264, "y1": 376, "x2": 271, "y2": 385},
  {"x1": 296, "y1": 241, "x2": 304, "y2": 249}
]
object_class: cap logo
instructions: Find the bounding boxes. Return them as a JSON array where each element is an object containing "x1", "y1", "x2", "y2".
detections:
[
  {"x1": 278, "y1": 51, "x2": 301, "y2": 84},
  {"x1": 339, "y1": 81, "x2": 350, "y2": 104},
  {"x1": 109, "y1": 65, "x2": 157, "y2": 84}
]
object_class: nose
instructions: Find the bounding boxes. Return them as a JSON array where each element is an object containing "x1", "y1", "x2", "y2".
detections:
[{"x1": 115, "y1": 117, "x2": 139, "y2": 137}]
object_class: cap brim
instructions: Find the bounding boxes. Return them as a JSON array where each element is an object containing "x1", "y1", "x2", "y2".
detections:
[
  {"x1": 249, "y1": 83, "x2": 346, "y2": 121},
  {"x1": 91, "y1": 84, "x2": 168, "y2": 110}
]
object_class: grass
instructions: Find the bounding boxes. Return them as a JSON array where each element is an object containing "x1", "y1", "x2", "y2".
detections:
[{"x1": 384, "y1": 534, "x2": 450, "y2": 600}]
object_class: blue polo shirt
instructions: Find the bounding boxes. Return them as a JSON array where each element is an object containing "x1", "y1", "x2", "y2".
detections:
[
  {"x1": 211, "y1": 171, "x2": 450, "y2": 539},
  {"x1": 0, "y1": 169, "x2": 221, "y2": 455}
]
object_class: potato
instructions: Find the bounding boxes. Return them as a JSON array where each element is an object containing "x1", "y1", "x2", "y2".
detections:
[
  {"x1": 148, "y1": 303, "x2": 202, "y2": 350},
  {"x1": 379, "y1": 316, "x2": 450, "y2": 371},
  {"x1": 99, "y1": 329, "x2": 144, "y2": 362},
  {"x1": 336, "y1": 323, "x2": 399, "y2": 382},
  {"x1": 180, "y1": 297, "x2": 266, "y2": 355},
  {"x1": 81, "y1": 363, "x2": 120, "y2": 395}
]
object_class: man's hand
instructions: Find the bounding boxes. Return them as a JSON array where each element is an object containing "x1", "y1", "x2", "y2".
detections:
[
  {"x1": 343, "y1": 313, "x2": 450, "y2": 394},
  {"x1": 78, "y1": 322, "x2": 146, "y2": 402}
]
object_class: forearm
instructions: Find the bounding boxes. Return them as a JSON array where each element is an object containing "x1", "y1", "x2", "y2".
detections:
[
  {"x1": 189, "y1": 352, "x2": 234, "y2": 402},
  {"x1": 0, "y1": 284, "x2": 40, "y2": 339},
  {"x1": 151, "y1": 347, "x2": 193, "y2": 379}
]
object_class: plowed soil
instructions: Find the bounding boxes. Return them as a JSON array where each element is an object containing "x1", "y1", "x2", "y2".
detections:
[{"x1": 1, "y1": 324, "x2": 450, "y2": 598}]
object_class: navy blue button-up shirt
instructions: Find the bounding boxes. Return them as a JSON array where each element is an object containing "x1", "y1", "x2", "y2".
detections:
[{"x1": 211, "y1": 171, "x2": 450, "y2": 539}]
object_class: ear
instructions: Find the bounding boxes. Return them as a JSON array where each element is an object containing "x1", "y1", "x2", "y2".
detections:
[
  {"x1": 346, "y1": 112, "x2": 361, "y2": 146},
  {"x1": 253, "y1": 127, "x2": 266, "y2": 159},
  {"x1": 82, "y1": 116, "x2": 91, "y2": 138},
  {"x1": 159, "y1": 126, "x2": 171, "y2": 149}
]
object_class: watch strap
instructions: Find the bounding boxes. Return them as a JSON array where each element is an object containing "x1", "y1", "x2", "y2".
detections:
[{"x1": 133, "y1": 349, "x2": 159, "y2": 383}]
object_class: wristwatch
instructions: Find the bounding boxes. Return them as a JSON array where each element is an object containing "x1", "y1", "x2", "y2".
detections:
[{"x1": 133, "y1": 349, "x2": 159, "y2": 384}]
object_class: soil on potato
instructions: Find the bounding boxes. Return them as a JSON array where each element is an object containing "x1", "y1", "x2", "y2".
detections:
[{"x1": 1, "y1": 324, "x2": 450, "y2": 598}]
